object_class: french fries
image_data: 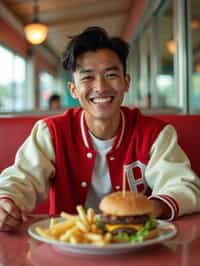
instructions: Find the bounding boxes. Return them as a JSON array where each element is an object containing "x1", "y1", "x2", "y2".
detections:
[{"x1": 35, "y1": 205, "x2": 112, "y2": 246}]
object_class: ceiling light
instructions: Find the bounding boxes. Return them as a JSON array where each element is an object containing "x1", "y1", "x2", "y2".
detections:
[
  {"x1": 167, "y1": 39, "x2": 176, "y2": 54},
  {"x1": 195, "y1": 63, "x2": 200, "y2": 73},
  {"x1": 24, "y1": 0, "x2": 48, "y2": 45},
  {"x1": 191, "y1": 19, "x2": 200, "y2": 30}
]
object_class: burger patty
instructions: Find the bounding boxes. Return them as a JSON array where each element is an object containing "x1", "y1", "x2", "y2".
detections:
[
  {"x1": 111, "y1": 227, "x2": 137, "y2": 235},
  {"x1": 100, "y1": 214, "x2": 149, "y2": 224}
]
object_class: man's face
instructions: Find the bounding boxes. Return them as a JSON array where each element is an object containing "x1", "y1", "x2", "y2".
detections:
[
  {"x1": 68, "y1": 49, "x2": 130, "y2": 123},
  {"x1": 50, "y1": 99, "x2": 61, "y2": 110}
]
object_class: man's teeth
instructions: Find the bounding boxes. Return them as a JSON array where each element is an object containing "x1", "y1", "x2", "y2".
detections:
[{"x1": 92, "y1": 97, "x2": 112, "y2": 103}]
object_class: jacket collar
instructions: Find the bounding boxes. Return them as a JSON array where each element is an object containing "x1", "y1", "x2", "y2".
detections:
[{"x1": 80, "y1": 109, "x2": 125, "y2": 150}]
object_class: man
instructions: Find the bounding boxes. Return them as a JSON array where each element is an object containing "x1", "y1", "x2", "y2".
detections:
[
  {"x1": 0, "y1": 27, "x2": 200, "y2": 231},
  {"x1": 48, "y1": 94, "x2": 61, "y2": 110}
]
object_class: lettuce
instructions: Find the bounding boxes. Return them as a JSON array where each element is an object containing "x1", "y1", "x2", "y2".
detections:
[
  {"x1": 113, "y1": 218, "x2": 157, "y2": 243},
  {"x1": 95, "y1": 217, "x2": 106, "y2": 230}
]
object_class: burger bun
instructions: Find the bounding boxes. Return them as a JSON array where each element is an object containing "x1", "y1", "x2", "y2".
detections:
[{"x1": 99, "y1": 191, "x2": 154, "y2": 216}]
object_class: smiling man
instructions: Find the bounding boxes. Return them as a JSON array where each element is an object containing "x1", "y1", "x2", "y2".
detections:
[
  {"x1": 0, "y1": 27, "x2": 200, "y2": 231},
  {"x1": 68, "y1": 48, "x2": 130, "y2": 139}
]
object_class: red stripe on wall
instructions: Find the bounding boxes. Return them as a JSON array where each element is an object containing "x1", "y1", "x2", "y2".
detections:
[{"x1": 0, "y1": 18, "x2": 29, "y2": 57}]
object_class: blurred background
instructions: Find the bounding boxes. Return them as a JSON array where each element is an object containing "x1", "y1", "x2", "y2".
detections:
[{"x1": 0, "y1": 0, "x2": 200, "y2": 114}]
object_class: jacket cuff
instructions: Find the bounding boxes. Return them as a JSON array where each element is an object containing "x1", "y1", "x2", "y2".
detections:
[{"x1": 149, "y1": 194, "x2": 179, "y2": 221}]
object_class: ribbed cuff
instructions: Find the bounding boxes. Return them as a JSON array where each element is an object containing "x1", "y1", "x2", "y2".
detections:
[{"x1": 149, "y1": 194, "x2": 179, "y2": 221}]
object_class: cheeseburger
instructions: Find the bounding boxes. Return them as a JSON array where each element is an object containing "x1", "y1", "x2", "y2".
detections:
[{"x1": 99, "y1": 191, "x2": 158, "y2": 242}]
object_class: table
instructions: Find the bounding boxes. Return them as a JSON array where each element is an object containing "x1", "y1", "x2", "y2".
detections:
[{"x1": 0, "y1": 214, "x2": 200, "y2": 266}]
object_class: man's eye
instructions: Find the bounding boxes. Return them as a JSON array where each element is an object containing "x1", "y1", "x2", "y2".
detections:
[
  {"x1": 82, "y1": 76, "x2": 93, "y2": 81},
  {"x1": 106, "y1": 73, "x2": 118, "y2": 78}
]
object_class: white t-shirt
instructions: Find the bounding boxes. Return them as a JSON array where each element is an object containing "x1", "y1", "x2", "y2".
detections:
[{"x1": 85, "y1": 132, "x2": 115, "y2": 213}]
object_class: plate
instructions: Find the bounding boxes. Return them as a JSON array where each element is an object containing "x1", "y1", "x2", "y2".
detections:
[{"x1": 28, "y1": 218, "x2": 177, "y2": 255}]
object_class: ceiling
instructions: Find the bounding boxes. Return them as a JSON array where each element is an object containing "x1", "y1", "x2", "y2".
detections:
[{"x1": 2, "y1": 0, "x2": 137, "y2": 58}]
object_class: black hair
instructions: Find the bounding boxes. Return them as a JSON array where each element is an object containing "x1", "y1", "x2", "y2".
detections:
[
  {"x1": 61, "y1": 26, "x2": 129, "y2": 74},
  {"x1": 49, "y1": 94, "x2": 60, "y2": 103},
  {"x1": 48, "y1": 94, "x2": 61, "y2": 108}
]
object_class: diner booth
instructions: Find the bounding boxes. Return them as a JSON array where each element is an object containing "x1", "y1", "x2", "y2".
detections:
[{"x1": 1, "y1": 113, "x2": 200, "y2": 214}]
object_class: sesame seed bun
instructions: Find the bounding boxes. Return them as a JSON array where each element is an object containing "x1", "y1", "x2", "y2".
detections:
[{"x1": 99, "y1": 191, "x2": 154, "y2": 216}]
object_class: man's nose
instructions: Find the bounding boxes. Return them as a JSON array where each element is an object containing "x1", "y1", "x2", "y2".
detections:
[{"x1": 94, "y1": 77, "x2": 108, "y2": 92}]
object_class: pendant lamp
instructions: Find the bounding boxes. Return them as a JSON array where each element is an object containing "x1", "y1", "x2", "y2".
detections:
[{"x1": 24, "y1": 0, "x2": 48, "y2": 45}]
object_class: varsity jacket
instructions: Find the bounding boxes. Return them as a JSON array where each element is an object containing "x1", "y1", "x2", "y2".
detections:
[
  {"x1": 0, "y1": 107, "x2": 200, "y2": 221},
  {"x1": 45, "y1": 107, "x2": 168, "y2": 215}
]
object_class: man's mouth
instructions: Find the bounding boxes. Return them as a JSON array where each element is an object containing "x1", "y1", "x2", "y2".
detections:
[{"x1": 90, "y1": 96, "x2": 114, "y2": 104}]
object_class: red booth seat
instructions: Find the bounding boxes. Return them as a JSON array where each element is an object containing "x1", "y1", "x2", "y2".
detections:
[
  {"x1": 0, "y1": 116, "x2": 48, "y2": 214},
  {"x1": 0, "y1": 114, "x2": 200, "y2": 214},
  {"x1": 153, "y1": 114, "x2": 200, "y2": 178}
]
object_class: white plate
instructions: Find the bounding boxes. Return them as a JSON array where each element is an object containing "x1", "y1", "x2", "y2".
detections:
[{"x1": 28, "y1": 218, "x2": 177, "y2": 255}]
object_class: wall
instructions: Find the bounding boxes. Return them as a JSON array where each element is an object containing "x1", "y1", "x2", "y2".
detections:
[{"x1": 0, "y1": 18, "x2": 29, "y2": 57}]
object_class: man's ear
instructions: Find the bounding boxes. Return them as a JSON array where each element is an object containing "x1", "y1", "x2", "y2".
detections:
[
  {"x1": 124, "y1": 74, "x2": 131, "y2": 92},
  {"x1": 67, "y1": 82, "x2": 78, "y2": 99}
]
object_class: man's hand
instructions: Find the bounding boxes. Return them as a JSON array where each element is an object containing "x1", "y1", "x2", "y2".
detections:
[
  {"x1": 151, "y1": 199, "x2": 166, "y2": 218},
  {"x1": 0, "y1": 198, "x2": 23, "y2": 231}
]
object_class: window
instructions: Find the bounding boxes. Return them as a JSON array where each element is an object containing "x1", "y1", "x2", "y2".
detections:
[
  {"x1": 39, "y1": 71, "x2": 58, "y2": 110},
  {"x1": 0, "y1": 45, "x2": 27, "y2": 112},
  {"x1": 156, "y1": 2, "x2": 176, "y2": 107},
  {"x1": 138, "y1": 29, "x2": 152, "y2": 107},
  {"x1": 190, "y1": 0, "x2": 200, "y2": 113},
  {"x1": 125, "y1": 29, "x2": 151, "y2": 108},
  {"x1": 124, "y1": 43, "x2": 140, "y2": 106}
]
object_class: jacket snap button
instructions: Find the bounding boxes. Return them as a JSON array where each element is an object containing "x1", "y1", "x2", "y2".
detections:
[
  {"x1": 87, "y1": 152, "x2": 93, "y2": 158},
  {"x1": 115, "y1": 186, "x2": 120, "y2": 190},
  {"x1": 110, "y1": 156, "x2": 115, "y2": 160},
  {"x1": 81, "y1": 181, "x2": 87, "y2": 188}
]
